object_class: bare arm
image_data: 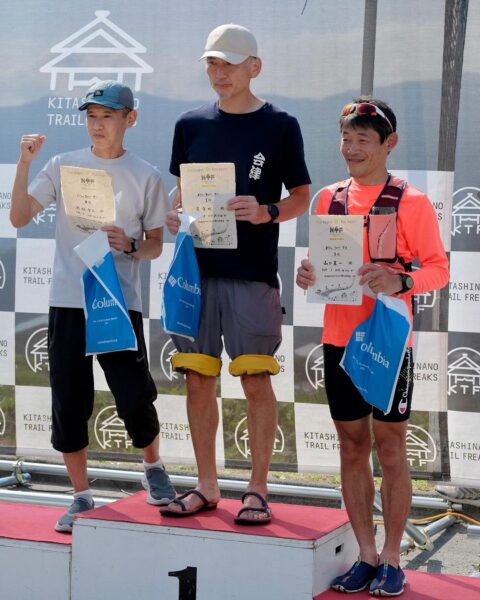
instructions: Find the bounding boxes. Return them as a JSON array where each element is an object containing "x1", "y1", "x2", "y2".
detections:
[
  {"x1": 227, "y1": 183, "x2": 310, "y2": 224},
  {"x1": 10, "y1": 135, "x2": 46, "y2": 227},
  {"x1": 101, "y1": 226, "x2": 164, "y2": 260},
  {"x1": 165, "y1": 176, "x2": 182, "y2": 235},
  {"x1": 357, "y1": 263, "x2": 405, "y2": 296}
]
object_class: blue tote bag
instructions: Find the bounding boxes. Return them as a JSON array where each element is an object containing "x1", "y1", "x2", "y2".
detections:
[
  {"x1": 340, "y1": 294, "x2": 411, "y2": 414},
  {"x1": 75, "y1": 230, "x2": 137, "y2": 355},
  {"x1": 161, "y1": 214, "x2": 201, "y2": 342}
]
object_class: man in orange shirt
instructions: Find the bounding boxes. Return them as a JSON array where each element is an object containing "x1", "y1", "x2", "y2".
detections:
[{"x1": 297, "y1": 98, "x2": 449, "y2": 596}]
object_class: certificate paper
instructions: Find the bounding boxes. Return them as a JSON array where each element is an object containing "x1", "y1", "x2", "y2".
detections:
[
  {"x1": 307, "y1": 214, "x2": 364, "y2": 305},
  {"x1": 180, "y1": 163, "x2": 237, "y2": 249},
  {"x1": 60, "y1": 166, "x2": 115, "y2": 234}
]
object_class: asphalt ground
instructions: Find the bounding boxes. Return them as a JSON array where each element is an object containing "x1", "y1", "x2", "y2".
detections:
[{"x1": 1, "y1": 459, "x2": 479, "y2": 579}]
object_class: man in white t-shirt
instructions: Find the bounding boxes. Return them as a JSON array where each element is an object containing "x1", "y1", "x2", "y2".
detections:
[{"x1": 10, "y1": 80, "x2": 176, "y2": 532}]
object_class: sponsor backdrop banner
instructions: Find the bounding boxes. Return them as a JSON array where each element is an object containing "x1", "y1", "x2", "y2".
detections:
[{"x1": 0, "y1": 1, "x2": 479, "y2": 484}]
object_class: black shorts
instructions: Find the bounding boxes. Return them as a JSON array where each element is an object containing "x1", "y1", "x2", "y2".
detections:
[
  {"x1": 48, "y1": 307, "x2": 159, "y2": 453},
  {"x1": 323, "y1": 343, "x2": 413, "y2": 423}
]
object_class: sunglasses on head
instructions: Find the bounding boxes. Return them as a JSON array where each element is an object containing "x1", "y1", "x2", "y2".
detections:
[{"x1": 341, "y1": 102, "x2": 394, "y2": 132}]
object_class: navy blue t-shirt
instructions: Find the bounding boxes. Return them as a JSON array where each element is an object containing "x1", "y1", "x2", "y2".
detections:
[{"x1": 170, "y1": 102, "x2": 311, "y2": 287}]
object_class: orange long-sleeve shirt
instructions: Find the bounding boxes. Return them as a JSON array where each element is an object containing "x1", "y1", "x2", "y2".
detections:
[{"x1": 314, "y1": 178, "x2": 450, "y2": 346}]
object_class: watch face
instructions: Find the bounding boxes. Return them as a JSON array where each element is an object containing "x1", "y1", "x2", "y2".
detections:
[
  {"x1": 268, "y1": 204, "x2": 280, "y2": 220},
  {"x1": 404, "y1": 274, "x2": 414, "y2": 290}
]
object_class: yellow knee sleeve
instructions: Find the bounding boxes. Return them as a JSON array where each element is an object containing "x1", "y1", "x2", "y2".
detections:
[
  {"x1": 229, "y1": 354, "x2": 280, "y2": 377},
  {"x1": 171, "y1": 352, "x2": 222, "y2": 377}
]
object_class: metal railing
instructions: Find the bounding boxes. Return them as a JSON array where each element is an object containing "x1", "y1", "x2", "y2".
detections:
[
  {"x1": 0, "y1": 458, "x2": 465, "y2": 553},
  {"x1": 0, "y1": 458, "x2": 451, "y2": 508}
]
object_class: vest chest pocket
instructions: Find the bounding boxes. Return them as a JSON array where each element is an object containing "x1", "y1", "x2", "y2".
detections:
[{"x1": 367, "y1": 207, "x2": 397, "y2": 262}]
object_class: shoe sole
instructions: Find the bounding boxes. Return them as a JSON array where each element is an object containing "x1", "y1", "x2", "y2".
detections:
[
  {"x1": 54, "y1": 522, "x2": 73, "y2": 533},
  {"x1": 331, "y1": 582, "x2": 371, "y2": 593},
  {"x1": 234, "y1": 516, "x2": 272, "y2": 525},
  {"x1": 370, "y1": 579, "x2": 406, "y2": 596},
  {"x1": 145, "y1": 494, "x2": 176, "y2": 506},
  {"x1": 160, "y1": 504, "x2": 218, "y2": 517}
]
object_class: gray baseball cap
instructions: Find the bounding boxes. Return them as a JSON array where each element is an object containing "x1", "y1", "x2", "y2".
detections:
[{"x1": 199, "y1": 24, "x2": 258, "y2": 65}]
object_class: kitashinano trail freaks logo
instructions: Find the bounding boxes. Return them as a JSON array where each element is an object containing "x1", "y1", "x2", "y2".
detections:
[
  {"x1": 94, "y1": 405, "x2": 131, "y2": 451},
  {"x1": 305, "y1": 344, "x2": 325, "y2": 390},
  {"x1": 39, "y1": 11, "x2": 153, "y2": 126},
  {"x1": 40, "y1": 10, "x2": 153, "y2": 92},
  {"x1": 406, "y1": 424, "x2": 436, "y2": 469},
  {"x1": 234, "y1": 416, "x2": 285, "y2": 459},
  {"x1": 451, "y1": 186, "x2": 480, "y2": 237},
  {"x1": 412, "y1": 265, "x2": 437, "y2": 314},
  {"x1": 160, "y1": 338, "x2": 178, "y2": 382},
  {"x1": 25, "y1": 328, "x2": 49, "y2": 373},
  {"x1": 448, "y1": 347, "x2": 480, "y2": 396}
]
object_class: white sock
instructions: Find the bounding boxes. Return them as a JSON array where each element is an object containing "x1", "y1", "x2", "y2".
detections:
[
  {"x1": 143, "y1": 458, "x2": 163, "y2": 470},
  {"x1": 73, "y1": 489, "x2": 94, "y2": 506}
]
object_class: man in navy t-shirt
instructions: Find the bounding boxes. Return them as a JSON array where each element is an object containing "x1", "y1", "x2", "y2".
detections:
[{"x1": 162, "y1": 24, "x2": 311, "y2": 524}]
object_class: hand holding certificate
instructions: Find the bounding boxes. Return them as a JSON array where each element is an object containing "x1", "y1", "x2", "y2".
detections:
[
  {"x1": 307, "y1": 214, "x2": 364, "y2": 305},
  {"x1": 60, "y1": 166, "x2": 115, "y2": 234},
  {"x1": 180, "y1": 163, "x2": 237, "y2": 249}
]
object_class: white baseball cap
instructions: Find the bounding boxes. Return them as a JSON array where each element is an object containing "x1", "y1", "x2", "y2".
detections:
[{"x1": 199, "y1": 24, "x2": 258, "y2": 65}]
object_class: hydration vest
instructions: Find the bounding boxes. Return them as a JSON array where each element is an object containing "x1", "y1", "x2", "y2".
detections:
[{"x1": 328, "y1": 174, "x2": 411, "y2": 273}]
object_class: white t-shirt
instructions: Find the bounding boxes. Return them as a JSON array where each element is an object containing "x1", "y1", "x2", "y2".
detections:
[{"x1": 29, "y1": 147, "x2": 168, "y2": 312}]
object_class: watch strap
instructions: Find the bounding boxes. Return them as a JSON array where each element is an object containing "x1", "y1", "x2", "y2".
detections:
[
  {"x1": 396, "y1": 273, "x2": 413, "y2": 294},
  {"x1": 124, "y1": 238, "x2": 137, "y2": 255}
]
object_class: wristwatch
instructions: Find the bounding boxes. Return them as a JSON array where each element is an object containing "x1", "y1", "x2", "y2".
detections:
[
  {"x1": 124, "y1": 238, "x2": 137, "y2": 255},
  {"x1": 267, "y1": 203, "x2": 280, "y2": 223},
  {"x1": 396, "y1": 273, "x2": 414, "y2": 294}
]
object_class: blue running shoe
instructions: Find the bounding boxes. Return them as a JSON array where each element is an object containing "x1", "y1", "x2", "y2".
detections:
[
  {"x1": 54, "y1": 497, "x2": 94, "y2": 533},
  {"x1": 331, "y1": 559, "x2": 378, "y2": 593},
  {"x1": 141, "y1": 465, "x2": 176, "y2": 506},
  {"x1": 369, "y1": 561, "x2": 406, "y2": 596}
]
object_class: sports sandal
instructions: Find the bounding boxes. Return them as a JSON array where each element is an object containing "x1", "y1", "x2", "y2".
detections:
[
  {"x1": 159, "y1": 489, "x2": 218, "y2": 517},
  {"x1": 234, "y1": 491, "x2": 272, "y2": 525}
]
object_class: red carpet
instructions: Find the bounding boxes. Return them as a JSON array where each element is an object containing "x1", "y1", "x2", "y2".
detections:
[
  {"x1": 79, "y1": 490, "x2": 350, "y2": 540},
  {"x1": 314, "y1": 570, "x2": 480, "y2": 599},
  {"x1": 0, "y1": 500, "x2": 72, "y2": 545}
]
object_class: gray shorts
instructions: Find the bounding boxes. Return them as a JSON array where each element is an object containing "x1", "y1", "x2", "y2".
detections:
[{"x1": 171, "y1": 278, "x2": 283, "y2": 359}]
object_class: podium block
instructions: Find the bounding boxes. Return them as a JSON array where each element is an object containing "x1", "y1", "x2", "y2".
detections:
[
  {"x1": 0, "y1": 501, "x2": 71, "y2": 600},
  {"x1": 72, "y1": 491, "x2": 357, "y2": 600}
]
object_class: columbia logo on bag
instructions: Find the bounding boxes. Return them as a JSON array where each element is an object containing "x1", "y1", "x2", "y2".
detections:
[
  {"x1": 92, "y1": 296, "x2": 117, "y2": 310},
  {"x1": 360, "y1": 342, "x2": 390, "y2": 368},
  {"x1": 168, "y1": 275, "x2": 201, "y2": 295},
  {"x1": 355, "y1": 331, "x2": 366, "y2": 342}
]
